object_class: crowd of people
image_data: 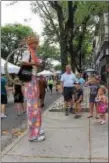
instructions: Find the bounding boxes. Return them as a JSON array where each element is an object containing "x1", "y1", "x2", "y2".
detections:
[
  {"x1": 1, "y1": 74, "x2": 57, "y2": 117},
  {"x1": 61, "y1": 65, "x2": 108, "y2": 125},
  {"x1": 1, "y1": 35, "x2": 108, "y2": 143}
]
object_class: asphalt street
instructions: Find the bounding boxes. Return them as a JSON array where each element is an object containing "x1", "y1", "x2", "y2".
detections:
[{"x1": 1, "y1": 90, "x2": 60, "y2": 151}]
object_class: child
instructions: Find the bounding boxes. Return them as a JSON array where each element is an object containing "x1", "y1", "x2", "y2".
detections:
[
  {"x1": 73, "y1": 82, "x2": 83, "y2": 118},
  {"x1": 13, "y1": 78, "x2": 24, "y2": 116},
  {"x1": 96, "y1": 87, "x2": 108, "y2": 125},
  {"x1": 85, "y1": 77, "x2": 100, "y2": 119}
]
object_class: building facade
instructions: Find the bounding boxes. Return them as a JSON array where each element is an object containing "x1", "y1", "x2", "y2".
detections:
[{"x1": 94, "y1": 13, "x2": 109, "y2": 77}]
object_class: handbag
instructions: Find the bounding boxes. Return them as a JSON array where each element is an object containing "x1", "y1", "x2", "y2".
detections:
[
  {"x1": 98, "y1": 102, "x2": 107, "y2": 113},
  {"x1": 18, "y1": 53, "x2": 32, "y2": 82}
]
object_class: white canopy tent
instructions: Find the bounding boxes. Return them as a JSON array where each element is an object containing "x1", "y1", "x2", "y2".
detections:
[
  {"x1": 55, "y1": 70, "x2": 61, "y2": 74},
  {"x1": 1, "y1": 58, "x2": 20, "y2": 74},
  {"x1": 85, "y1": 68, "x2": 96, "y2": 72},
  {"x1": 37, "y1": 70, "x2": 53, "y2": 76}
]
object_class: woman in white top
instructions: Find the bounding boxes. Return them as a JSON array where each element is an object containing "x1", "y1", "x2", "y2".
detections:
[{"x1": 22, "y1": 36, "x2": 45, "y2": 142}]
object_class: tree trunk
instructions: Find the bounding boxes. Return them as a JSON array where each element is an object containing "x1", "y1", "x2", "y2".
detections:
[
  {"x1": 60, "y1": 39, "x2": 68, "y2": 73},
  {"x1": 54, "y1": 2, "x2": 68, "y2": 72},
  {"x1": 67, "y1": 1, "x2": 76, "y2": 72},
  {"x1": 49, "y1": 1, "x2": 77, "y2": 72}
]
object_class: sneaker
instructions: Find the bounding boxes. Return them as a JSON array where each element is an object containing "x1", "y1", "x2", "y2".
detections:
[
  {"x1": 29, "y1": 135, "x2": 45, "y2": 142},
  {"x1": 100, "y1": 120, "x2": 106, "y2": 125},
  {"x1": 1, "y1": 114, "x2": 7, "y2": 118},
  {"x1": 40, "y1": 129, "x2": 44, "y2": 135}
]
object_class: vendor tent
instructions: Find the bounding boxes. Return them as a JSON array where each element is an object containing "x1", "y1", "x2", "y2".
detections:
[
  {"x1": 1, "y1": 58, "x2": 20, "y2": 74},
  {"x1": 37, "y1": 70, "x2": 53, "y2": 76},
  {"x1": 85, "y1": 68, "x2": 96, "y2": 72},
  {"x1": 55, "y1": 70, "x2": 61, "y2": 74}
]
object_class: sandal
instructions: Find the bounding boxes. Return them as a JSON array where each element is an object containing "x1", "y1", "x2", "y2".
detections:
[{"x1": 87, "y1": 115, "x2": 93, "y2": 118}]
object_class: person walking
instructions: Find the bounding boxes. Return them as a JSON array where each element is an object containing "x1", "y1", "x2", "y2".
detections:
[
  {"x1": 39, "y1": 75, "x2": 47, "y2": 108},
  {"x1": 20, "y1": 35, "x2": 45, "y2": 142},
  {"x1": 1, "y1": 76, "x2": 8, "y2": 118},
  {"x1": 61, "y1": 65, "x2": 77, "y2": 116},
  {"x1": 55, "y1": 77, "x2": 60, "y2": 93},
  {"x1": 13, "y1": 78, "x2": 24, "y2": 116},
  {"x1": 48, "y1": 77, "x2": 54, "y2": 94}
]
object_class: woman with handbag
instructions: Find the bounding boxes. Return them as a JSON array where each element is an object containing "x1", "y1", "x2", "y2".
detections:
[
  {"x1": 18, "y1": 35, "x2": 45, "y2": 142},
  {"x1": 13, "y1": 78, "x2": 24, "y2": 116}
]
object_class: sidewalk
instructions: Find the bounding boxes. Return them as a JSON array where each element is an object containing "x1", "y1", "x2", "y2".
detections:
[
  {"x1": 2, "y1": 95, "x2": 108, "y2": 162},
  {"x1": 1, "y1": 90, "x2": 60, "y2": 151},
  {"x1": 2, "y1": 88, "x2": 108, "y2": 162}
]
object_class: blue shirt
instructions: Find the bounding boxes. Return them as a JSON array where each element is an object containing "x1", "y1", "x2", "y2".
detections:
[
  {"x1": 78, "y1": 78, "x2": 85, "y2": 85},
  {"x1": 1, "y1": 77, "x2": 7, "y2": 95},
  {"x1": 61, "y1": 73, "x2": 77, "y2": 87}
]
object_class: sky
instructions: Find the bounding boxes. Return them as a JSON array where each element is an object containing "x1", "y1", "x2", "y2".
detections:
[
  {"x1": 1, "y1": 1, "x2": 60, "y2": 66},
  {"x1": 1, "y1": 1, "x2": 44, "y2": 38}
]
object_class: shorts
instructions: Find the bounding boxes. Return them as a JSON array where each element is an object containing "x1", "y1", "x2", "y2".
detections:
[
  {"x1": 63, "y1": 87, "x2": 73, "y2": 101},
  {"x1": 1, "y1": 95, "x2": 7, "y2": 104},
  {"x1": 89, "y1": 96, "x2": 96, "y2": 103},
  {"x1": 48, "y1": 84, "x2": 53, "y2": 90}
]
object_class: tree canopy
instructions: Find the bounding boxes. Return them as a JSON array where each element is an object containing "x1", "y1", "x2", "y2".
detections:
[
  {"x1": 38, "y1": 41, "x2": 60, "y2": 70},
  {"x1": 1, "y1": 23, "x2": 35, "y2": 62},
  {"x1": 30, "y1": 1, "x2": 108, "y2": 72},
  {"x1": 4, "y1": 1, "x2": 109, "y2": 72}
]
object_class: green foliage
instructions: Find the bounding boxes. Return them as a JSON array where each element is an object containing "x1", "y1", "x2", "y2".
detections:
[
  {"x1": 7, "y1": 1, "x2": 108, "y2": 70},
  {"x1": 38, "y1": 41, "x2": 60, "y2": 60},
  {"x1": 54, "y1": 64, "x2": 61, "y2": 71},
  {"x1": 37, "y1": 41, "x2": 60, "y2": 70},
  {"x1": 1, "y1": 23, "x2": 35, "y2": 62},
  {"x1": 75, "y1": 1, "x2": 108, "y2": 25}
]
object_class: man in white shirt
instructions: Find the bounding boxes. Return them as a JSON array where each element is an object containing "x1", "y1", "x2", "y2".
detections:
[{"x1": 61, "y1": 65, "x2": 77, "y2": 116}]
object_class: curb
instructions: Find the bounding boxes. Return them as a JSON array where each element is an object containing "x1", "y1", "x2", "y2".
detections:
[
  {"x1": 2, "y1": 130, "x2": 27, "y2": 158},
  {"x1": 2, "y1": 97, "x2": 62, "y2": 158},
  {"x1": 43, "y1": 97, "x2": 62, "y2": 116}
]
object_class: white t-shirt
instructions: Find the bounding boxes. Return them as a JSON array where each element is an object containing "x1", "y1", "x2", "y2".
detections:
[
  {"x1": 61, "y1": 72, "x2": 77, "y2": 87},
  {"x1": 22, "y1": 50, "x2": 37, "y2": 76}
]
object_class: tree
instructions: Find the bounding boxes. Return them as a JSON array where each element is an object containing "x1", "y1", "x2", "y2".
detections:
[
  {"x1": 1, "y1": 23, "x2": 35, "y2": 63},
  {"x1": 31, "y1": 1, "x2": 108, "y2": 72},
  {"x1": 8, "y1": 1, "x2": 108, "y2": 71},
  {"x1": 38, "y1": 41, "x2": 60, "y2": 70}
]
